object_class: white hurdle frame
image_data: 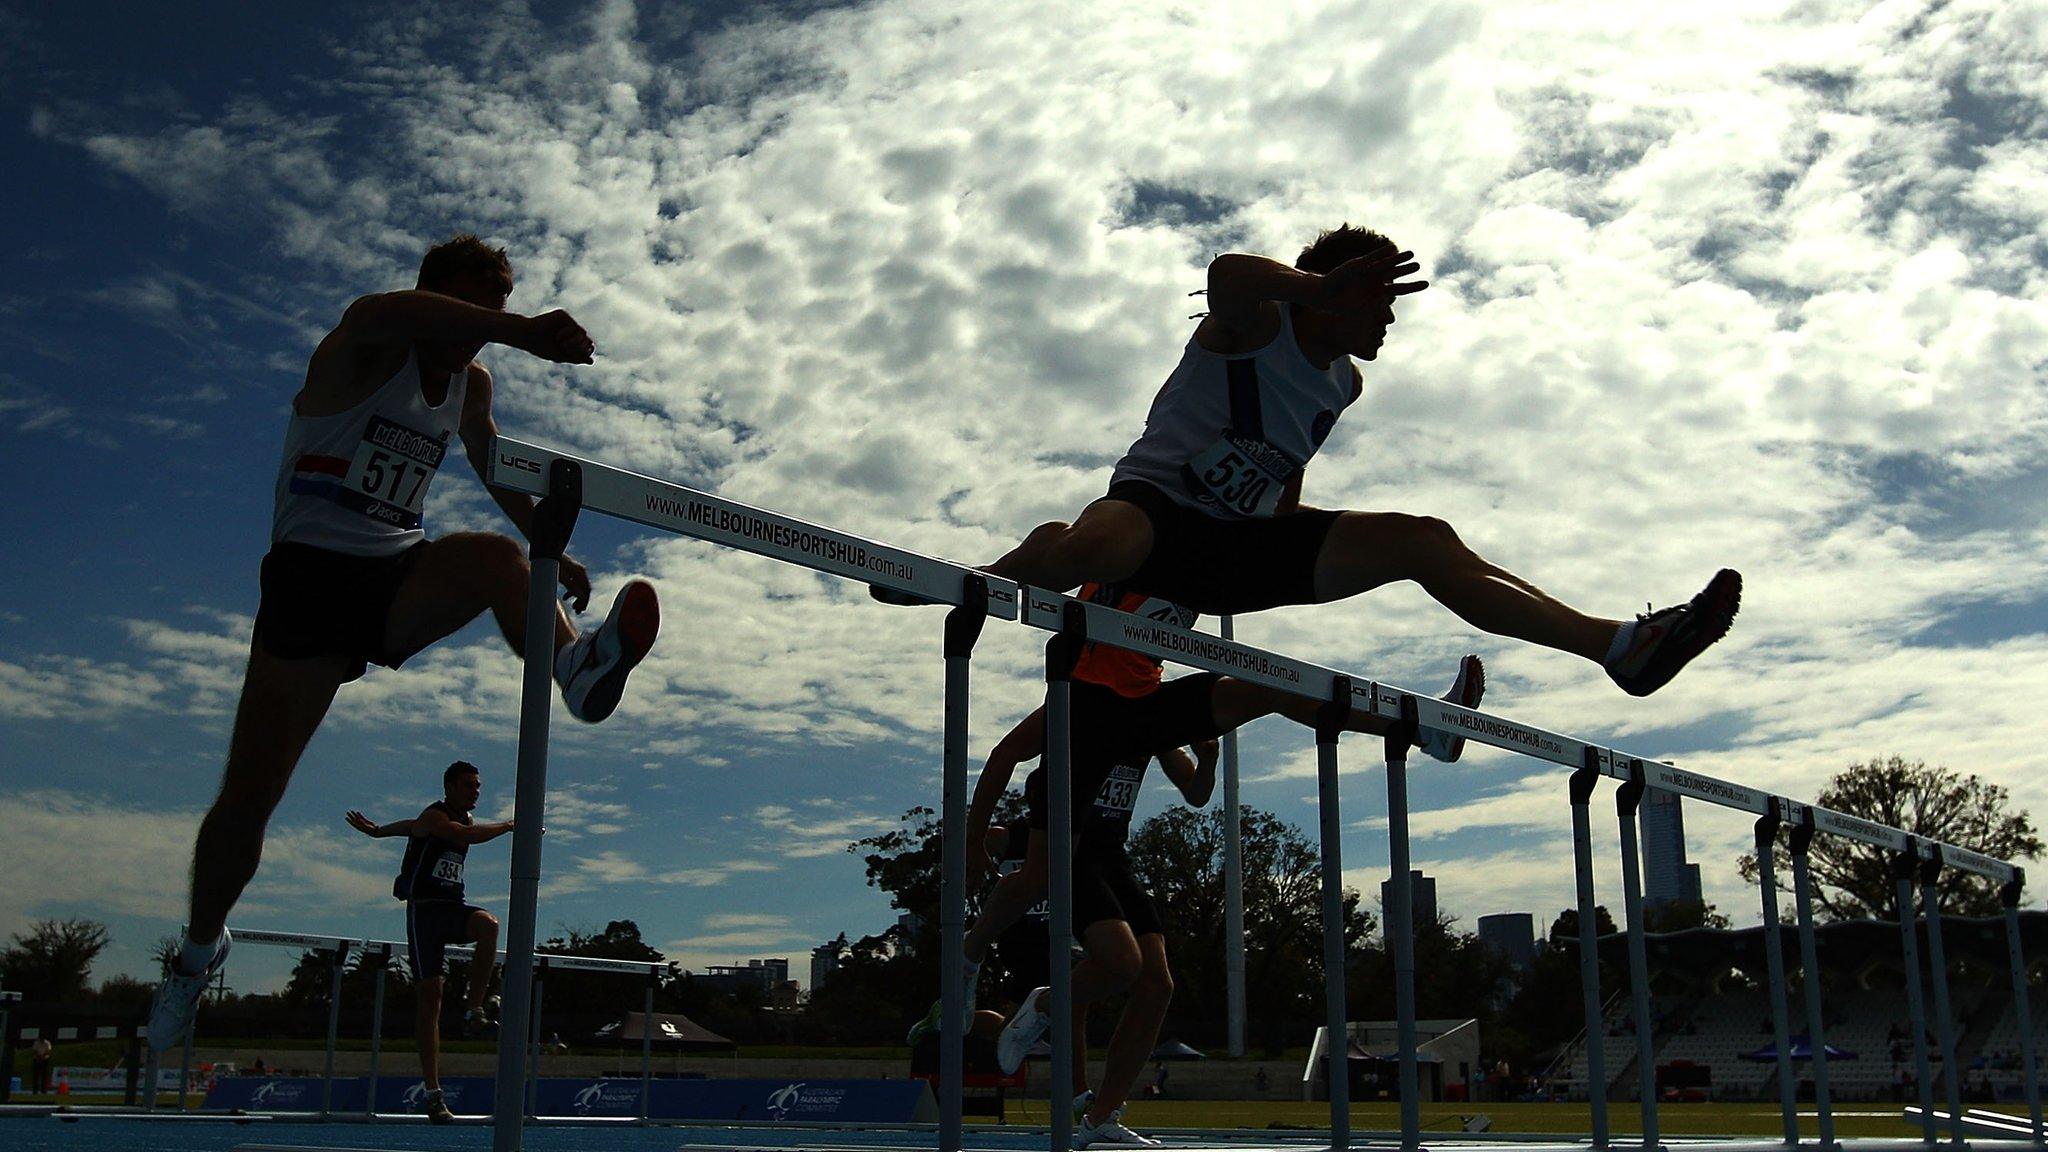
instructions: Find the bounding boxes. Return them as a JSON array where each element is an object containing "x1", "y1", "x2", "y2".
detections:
[
  {"x1": 486, "y1": 435, "x2": 2033, "y2": 1152},
  {"x1": 231, "y1": 928, "x2": 665, "y2": 1123}
]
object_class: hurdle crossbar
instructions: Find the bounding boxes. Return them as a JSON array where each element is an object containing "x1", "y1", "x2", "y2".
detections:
[{"x1": 483, "y1": 436, "x2": 2029, "y2": 1152}]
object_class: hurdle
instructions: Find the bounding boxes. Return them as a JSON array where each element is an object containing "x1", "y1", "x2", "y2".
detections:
[
  {"x1": 484, "y1": 435, "x2": 2040, "y2": 1152},
  {"x1": 227, "y1": 928, "x2": 665, "y2": 1122}
]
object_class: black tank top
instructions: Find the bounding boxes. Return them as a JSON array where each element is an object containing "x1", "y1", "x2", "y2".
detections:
[{"x1": 394, "y1": 801, "x2": 469, "y2": 903}]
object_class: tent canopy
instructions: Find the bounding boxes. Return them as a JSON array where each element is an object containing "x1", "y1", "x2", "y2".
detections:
[
  {"x1": 591, "y1": 1011, "x2": 734, "y2": 1050},
  {"x1": 1150, "y1": 1039, "x2": 1206, "y2": 1060}
]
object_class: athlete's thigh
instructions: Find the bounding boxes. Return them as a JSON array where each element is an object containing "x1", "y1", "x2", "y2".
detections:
[
  {"x1": 1310, "y1": 510, "x2": 1439, "y2": 602},
  {"x1": 382, "y1": 532, "x2": 520, "y2": 657},
  {"x1": 1066, "y1": 497, "x2": 1156, "y2": 576},
  {"x1": 219, "y1": 641, "x2": 350, "y2": 802},
  {"x1": 464, "y1": 907, "x2": 498, "y2": 943},
  {"x1": 1079, "y1": 915, "x2": 1142, "y2": 976}
]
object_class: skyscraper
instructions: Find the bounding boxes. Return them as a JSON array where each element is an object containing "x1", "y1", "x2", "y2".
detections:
[
  {"x1": 1477, "y1": 912, "x2": 1537, "y2": 970},
  {"x1": 1381, "y1": 870, "x2": 1438, "y2": 934},
  {"x1": 1640, "y1": 788, "x2": 1703, "y2": 909}
]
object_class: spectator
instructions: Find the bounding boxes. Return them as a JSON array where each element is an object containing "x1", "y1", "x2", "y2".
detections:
[
  {"x1": 29, "y1": 1036, "x2": 53, "y2": 1096},
  {"x1": 1254, "y1": 1067, "x2": 1270, "y2": 1093}
]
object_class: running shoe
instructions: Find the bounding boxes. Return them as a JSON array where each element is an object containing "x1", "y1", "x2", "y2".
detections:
[
  {"x1": 905, "y1": 959, "x2": 982, "y2": 1046},
  {"x1": 147, "y1": 929, "x2": 230, "y2": 1052},
  {"x1": 1078, "y1": 1104, "x2": 1159, "y2": 1147},
  {"x1": 996, "y1": 986, "x2": 1052, "y2": 1075},
  {"x1": 555, "y1": 579, "x2": 661, "y2": 722},
  {"x1": 1073, "y1": 1089, "x2": 1097, "y2": 1124},
  {"x1": 869, "y1": 584, "x2": 936, "y2": 607},
  {"x1": 1416, "y1": 654, "x2": 1485, "y2": 763},
  {"x1": 461, "y1": 1007, "x2": 498, "y2": 1040},
  {"x1": 1604, "y1": 569, "x2": 1743, "y2": 697},
  {"x1": 424, "y1": 1087, "x2": 455, "y2": 1125}
]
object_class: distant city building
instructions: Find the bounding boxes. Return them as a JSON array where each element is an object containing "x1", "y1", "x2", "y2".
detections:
[
  {"x1": 1477, "y1": 912, "x2": 1537, "y2": 971},
  {"x1": 1640, "y1": 788, "x2": 1704, "y2": 909},
  {"x1": 698, "y1": 957, "x2": 793, "y2": 998},
  {"x1": 810, "y1": 945, "x2": 839, "y2": 992},
  {"x1": 1380, "y1": 870, "x2": 1438, "y2": 935}
]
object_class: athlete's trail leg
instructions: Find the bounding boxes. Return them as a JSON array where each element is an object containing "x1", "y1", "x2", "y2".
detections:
[
  {"x1": 1312, "y1": 512, "x2": 1618, "y2": 661},
  {"x1": 465, "y1": 910, "x2": 500, "y2": 1016},
  {"x1": 1086, "y1": 934, "x2": 1173, "y2": 1125},
  {"x1": 382, "y1": 531, "x2": 575, "y2": 661},
  {"x1": 984, "y1": 502, "x2": 1154, "y2": 592},
  {"x1": 186, "y1": 646, "x2": 349, "y2": 944}
]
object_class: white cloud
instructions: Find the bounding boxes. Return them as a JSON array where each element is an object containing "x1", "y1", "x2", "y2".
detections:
[{"x1": 14, "y1": 0, "x2": 2048, "y2": 940}]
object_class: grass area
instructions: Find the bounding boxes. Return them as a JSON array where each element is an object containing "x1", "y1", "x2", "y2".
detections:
[{"x1": 982, "y1": 1099, "x2": 1929, "y2": 1139}]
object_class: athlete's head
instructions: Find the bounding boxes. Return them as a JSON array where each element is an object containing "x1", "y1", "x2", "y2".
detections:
[
  {"x1": 418, "y1": 234, "x2": 514, "y2": 360},
  {"x1": 443, "y1": 760, "x2": 482, "y2": 812},
  {"x1": 1294, "y1": 223, "x2": 1401, "y2": 360}
]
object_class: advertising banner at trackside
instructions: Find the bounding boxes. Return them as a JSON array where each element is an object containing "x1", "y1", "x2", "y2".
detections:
[{"x1": 204, "y1": 1075, "x2": 936, "y2": 1123}]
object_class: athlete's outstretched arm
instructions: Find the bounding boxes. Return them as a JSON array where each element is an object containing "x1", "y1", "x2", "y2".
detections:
[
  {"x1": 965, "y1": 709, "x2": 1045, "y2": 888},
  {"x1": 345, "y1": 811, "x2": 416, "y2": 839},
  {"x1": 415, "y1": 806, "x2": 515, "y2": 846},
  {"x1": 457, "y1": 367, "x2": 594, "y2": 611},
  {"x1": 1158, "y1": 740, "x2": 1219, "y2": 808},
  {"x1": 1205, "y1": 250, "x2": 1424, "y2": 335},
  {"x1": 340, "y1": 291, "x2": 594, "y2": 364}
]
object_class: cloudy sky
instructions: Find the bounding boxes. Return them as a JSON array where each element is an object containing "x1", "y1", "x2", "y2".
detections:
[{"x1": 2, "y1": 0, "x2": 2044, "y2": 999}]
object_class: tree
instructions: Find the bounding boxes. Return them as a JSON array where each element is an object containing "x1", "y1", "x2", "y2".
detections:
[
  {"x1": 1127, "y1": 804, "x2": 1372, "y2": 1052},
  {"x1": 1737, "y1": 757, "x2": 2041, "y2": 921},
  {"x1": 535, "y1": 920, "x2": 675, "y2": 1022},
  {"x1": 0, "y1": 919, "x2": 111, "y2": 1002},
  {"x1": 1643, "y1": 899, "x2": 1730, "y2": 933}
]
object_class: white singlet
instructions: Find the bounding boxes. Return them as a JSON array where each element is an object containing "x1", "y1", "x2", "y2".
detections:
[
  {"x1": 1109, "y1": 307, "x2": 1357, "y2": 519},
  {"x1": 270, "y1": 350, "x2": 468, "y2": 556}
]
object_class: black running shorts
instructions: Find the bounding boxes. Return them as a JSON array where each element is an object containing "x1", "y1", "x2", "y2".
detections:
[
  {"x1": 1073, "y1": 843, "x2": 1164, "y2": 937},
  {"x1": 253, "y1": 540, "x2": 427, "y2": 682},
  {"x1": 1023, "y1": 674, "x2": 1224, "y2": 835},
  {"x1": 1105, "y1": 479, "x2": 1342, "y2": 614},
  {"x1": 407, "y1": 899, "x2": 483, "y2": 980}
]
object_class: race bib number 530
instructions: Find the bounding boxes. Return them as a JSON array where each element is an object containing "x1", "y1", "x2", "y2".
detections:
[{"x1": 1183, "y1": 432, "x2": 1296, "y2": 517}]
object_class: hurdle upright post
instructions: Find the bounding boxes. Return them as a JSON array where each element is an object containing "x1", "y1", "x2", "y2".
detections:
[
  {"x1": 1789, "y1": 809, "x2": 1839, "y2": 1151},
  {"x1": 0, "y1": 988, "x2": 14, "y2": 1107},
  {"x1": 1383, "y1": 690, "x2": 1421, "y2": 1152},
  {"x1": 1614, "y1": 761, "x2": 1659, "y2": 1152},
  {"x1": 1895, "y1": 845, "x2": 1938, "y2": 1146},
  {"x1": 640, "y1": 966, "x2": 656, "y2": 1124},
  {"x1": 1570, "y1": 749, "x2": 1610, "y2": 1147},
  {"x1": 178, "y1": 1009, "x2": 194, "y2": 1110},
  {"x1": 527, "y1": 961, "x2": 547, "y2": 1119},
  {"x1": 1753, "y1": 803, "x2": 1798, "y2": 1147},
  {"x1": 1222, "y1": 615, "x2": 1247, "y2": 1060},
  {"x1": 367, "y1": 943, "x2": 388, "y2": 1121},
  {"x1": 320, "y1": 940, "x2": 349, "y2": 1120},
  {"x1": 1917, "y1": 847, "x2": 1965, "y2": 1149},
  {"x1": 939, "y1": 573, "x2": 990, "y2": 1152},
  {"x1": 494, "y1": 457, "x2": 581, "y2": 1152},
  {"x1": 2001, "y1": 871, "x2": 2044, "y2": 1143},
  {"x1": 1045, "y1": 602, "x2": 1085, "y2": 1152},
  {"x1": 1316, "y1": 675, "x2": 1354, "y2": 1152}
]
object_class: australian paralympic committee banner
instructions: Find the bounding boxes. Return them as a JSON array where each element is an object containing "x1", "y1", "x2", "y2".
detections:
[{"x1": 205, "y1": 1074, "x2": 936, "y2": 1123}]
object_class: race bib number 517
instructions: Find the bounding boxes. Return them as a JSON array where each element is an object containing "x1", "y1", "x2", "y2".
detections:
[{"x1": 338, "y1": 416, "x2": 450, "y2": 529}]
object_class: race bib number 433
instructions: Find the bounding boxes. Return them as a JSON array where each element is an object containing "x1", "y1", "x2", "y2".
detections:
[
  {"x1": 338, "y1": 417, "x2": 450, "y2": 529},
  {"x1": 1092, "y1": 762, "x2": 1145, "y2": 817}
]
